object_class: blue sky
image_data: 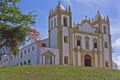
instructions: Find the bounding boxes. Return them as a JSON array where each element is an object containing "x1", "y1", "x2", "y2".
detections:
[{"x1": 17, "y1": 0, "x2": 120, "y2": 68}]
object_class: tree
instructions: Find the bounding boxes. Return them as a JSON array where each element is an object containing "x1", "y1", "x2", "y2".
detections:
[{"x1": 0, "y1": 0, "x2": 36, "y2": 55}]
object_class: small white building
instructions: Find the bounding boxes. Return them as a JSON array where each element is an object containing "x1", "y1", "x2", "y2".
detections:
[{"x1": 0, "y1": 42, "x2": 59, "y2": 66}]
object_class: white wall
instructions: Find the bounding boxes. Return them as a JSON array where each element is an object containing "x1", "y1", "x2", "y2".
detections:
[
  {"x1": 11, "y1": 42, "x2": 41, "y2": 65},
  {"x1": 50, "y1": 27, "x2": 58, "y2": 48},
  {"x1": 78, "y1": 23, "x2": 95, "y2": 33},
  {"x1": 0, "y1": 55, "x2": 9, "y2": 66}
]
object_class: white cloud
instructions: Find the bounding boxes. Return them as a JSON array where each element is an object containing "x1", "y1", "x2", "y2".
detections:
[
  {"x1": 113, "y1": 56, "x2": 120, "y2": 69},
  {"x1": 112, "y1": 39, "x2": 120, "y2": 48},
  {"x1": 62, "y1": 0, "x2": 108, "y2": 6},
  {"x1": 76, "y1": 0, "x2": 107, "y2": 5}
]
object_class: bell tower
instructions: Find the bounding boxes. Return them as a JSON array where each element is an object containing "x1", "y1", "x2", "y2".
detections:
[{"x1": 48, "y1": 1, "x2": 73, "y2": 65}]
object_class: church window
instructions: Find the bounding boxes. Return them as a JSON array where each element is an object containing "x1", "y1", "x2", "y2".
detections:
[
  {"x1": 77, "y1": 40, "x2": 81, "y2": 46},
  {"x1": 54, "y1": 18, "x2": 56, "y2": 27},
  {"x1": 24, "y1": 61, "x2": 26, "y2": 65},
  {"x1": 20, "y1": 52, "x2": 22, "y2": 58},
  {"x1": 28, "y1": 59, "x2": 31, "y2": 64},
  {"x1": 28, "y1": 48, "x2": 30, "y2": 53},
  {"x1": 51, "y1": 20, "x2": 53, "y2": 29},
  {"x1": 103, "y1": 26, "x2": 107, "y2": 34},
  {"x1": 63, "y1": 17, "x2": 68, "y2": 26},
  {"x1": 20, "y1": 62, "x2": 22, "y2": 65},
  {"x1": 64, "y1": 56, "x2": 68, "y2": 64},
  {"x1": 85, "y1": 37, "x2": 89, "y2": 49},
  {"x1": 64, "y1": 36, "x2": 68, "y2": 43},
  {"x1": 86, "y1": 41, "x2": 89, "y2": 49},
  {"x1": 32, "y1": 46, "x2": 34, "y2": 51},
  {"x1": 94, "y1": 42, "x2": 97, "y2": 48},
  {"x1": 95, "y1": 27, "x2": 98, "y2": 33},
  {"x1": 104, "y1": 42, "x2": 108, "y2": 48}
]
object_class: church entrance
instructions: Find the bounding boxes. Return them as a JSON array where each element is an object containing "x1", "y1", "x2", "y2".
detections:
[
  {"x1": 45, "y1": 56, "x2": 52, "y2": 64},
  {"x1": 84, "y1": 55, "x2": 91, "y2": 66}
]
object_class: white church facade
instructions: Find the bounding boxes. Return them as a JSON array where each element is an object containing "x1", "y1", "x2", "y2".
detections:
[{"x1": 0, "y1": 1, "x2": 117, "y2": 69}]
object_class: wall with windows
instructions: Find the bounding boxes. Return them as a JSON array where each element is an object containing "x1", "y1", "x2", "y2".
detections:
[
  {"x1": 0, "y1": 55, "x2": 9, "y2": 66},
  {"x1": 50, "y1": 16, "x2": 57, "y2": 30},
  {"x1": 62, "y1": 26, "x2": 70, "y2": 64},
  {"x1": 9, "y1": 42, "x2": 40, "y2": 66},
  {"x1": 49, "y1": 16, "x2": 58, "y2": 48},
  {"x1": 74, "y1": 33, "x2": 99, "y2": 51}
]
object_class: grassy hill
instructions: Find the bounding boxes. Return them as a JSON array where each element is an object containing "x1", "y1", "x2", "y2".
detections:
[{"x1": 0, "y1": 65, "x2": 120, "y2": 80}]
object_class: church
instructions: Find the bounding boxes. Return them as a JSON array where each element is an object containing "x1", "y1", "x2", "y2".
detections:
[
  {"x1": 0, "y1": 1, "x2": 117, "y2": 69},
  {"x1": 47, "y1": 1, "x2": 113, "y2": 68}
]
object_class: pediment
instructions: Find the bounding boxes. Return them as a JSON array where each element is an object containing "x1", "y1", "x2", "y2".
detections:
[
  {"x1": 77, "y1": 22, "x2": 95, "y2": 33},
  {"x1": 42, "y1": 50, "x2": 55, "y2": 56}
]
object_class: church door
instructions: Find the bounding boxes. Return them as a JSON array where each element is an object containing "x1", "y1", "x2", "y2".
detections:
[
  {"x1": 45, "y1": 56, "x2": 52, "y2": 64},
  {"x1": 84, "y1": 55, "x2": 91, "y2": 66}
]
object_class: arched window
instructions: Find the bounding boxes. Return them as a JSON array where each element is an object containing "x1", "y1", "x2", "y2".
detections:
[
  {"x1": 51, "y1": 20, "x2": 53, "y2": 29},
  {"x1": 85, "y1": 37, "x2": 89, "y2": 49},
  {"x1": 28, "y1": 59, "x2": 31, "y2": 64},
  {"x1": 63, "y1": 17, "x2": 68, "y2": 26},
  {"x1": 24, "y1": 50, "x2": 26, "y2": 54},
  {"x1": 20, "y1": 62, "x2": 22, "y2": 65},
  {"x1": 20, "y1": 52, "x2": 22, "y2": 58},
  {"x1": 95, "y1": 27, "x2": 98, "y2": 33},
  {"x1": 28, "y1": 48, "x2": 30, "y2": 53},
  {"x1": 93, "y1": 38, "x2": 98, "y2": 49},
  {"x1": 54, "y1": 18, "x2": 56, "y2": 27},
  {"x1": 24, "y1": 61, "x2": 26, "y2": 65},
  {"x1": 77, "y1": 40, "x2": 81, "y2": 46},
  {"x1": 32, "y1": 46, "x2": 34, "y2": 51},
  {"x1": 104, "y1": 42, "x2": 108, "y2": 48},
  {"x1": 103, "y1": 26, "x2": 107, "y2": 34}
]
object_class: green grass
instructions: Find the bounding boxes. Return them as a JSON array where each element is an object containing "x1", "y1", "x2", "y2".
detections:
[{"x1": 0, "y1": 65, "x2": 120, "y2": 80}]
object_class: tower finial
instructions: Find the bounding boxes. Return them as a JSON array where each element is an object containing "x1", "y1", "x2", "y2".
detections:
[
  {"x1": 97, "y1": 10, "x2": 100, "y2": 14},
  {"x1": 68, "y1": 5, "x2": 71, "y2": 11},
  {"x1": 106, "y1": 15, "x2": 109, "y2": 25},
  {"x1": 85, "y1": 15, "x2": 87, "y2": 20},
  {"x1": 58, "y1": 0, "x2": 61, "y2": 5},
  {"x1": 97, "y1": 10, "x2": 102, "y2": 20}
]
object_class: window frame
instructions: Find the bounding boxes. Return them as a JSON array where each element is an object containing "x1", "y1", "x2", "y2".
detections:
[
  {"x1": 64, "y1": 36, "x2": 68, "y2": 43},
  {"x1": 63, "y1": 17, "x2": 68, "y2": 26}
]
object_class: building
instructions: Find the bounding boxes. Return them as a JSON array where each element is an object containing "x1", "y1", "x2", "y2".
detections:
[{"x1": 0, "y1": 1, "x2": 117, "y2": 69}]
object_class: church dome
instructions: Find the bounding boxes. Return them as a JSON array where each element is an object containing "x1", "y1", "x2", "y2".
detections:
[
  {"x1": 59, "y1": 5, "x2": 65, "y2": 10},
  {"x1": 56, "y1": 1, "x2": 65, "y2": 10}
]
